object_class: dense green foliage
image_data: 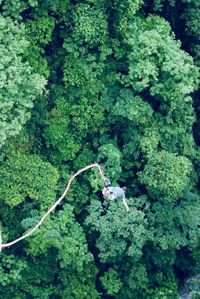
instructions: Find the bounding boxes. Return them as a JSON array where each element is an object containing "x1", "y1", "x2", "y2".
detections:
[
  {"x1": 0, "y1": 0, "x2": 199, "y2": 298},
  {"x1": 0, "y1": 16, "x2": 45, "y2": 147}
]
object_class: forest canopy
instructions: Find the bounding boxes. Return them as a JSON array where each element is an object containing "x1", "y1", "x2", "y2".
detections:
[{"x1": 0, "y1": 0, "x2": 199, "y2": 298}]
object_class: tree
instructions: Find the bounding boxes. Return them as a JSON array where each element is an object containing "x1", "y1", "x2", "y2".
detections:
[
  {"x1": 139, "y1": 150, "x2": 192, "y2": 202},
  {"x1": 0, "y1": 153, "x2": 58, "y2": 209},
  {"x1": 85, "y1": 198, "x2": 148, "y2": 263},
  {"x1": 0, "y1": 253, "x2": 27, "y2": 298},
  {"x1": 100, "y1": 268, "x2": 122, "y2": 296},
  {"x1": 0, "y1": 16, "x2": 46, "y2": 148},
  {"x1": 23, "y1": 204, "x2": 99, "y2": 299},
  {"x1": 0, "y1": 0, "x2": 38, "y2": 19},
  {"x1": 24, "y1": 14, "x2": 55, "y2": 78},
  {"x1": 72, "y1": 3, "x2": 108, "y2": 47},
  {"x1": 0, "y1": 0, "x2": 200, "y2": 297}
]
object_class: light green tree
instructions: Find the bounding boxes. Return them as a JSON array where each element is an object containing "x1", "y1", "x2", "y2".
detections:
[
  {"x1": 0, "y1": 154, "x2": 58, "y2": 209},
  {"x1": 0, "y1": 16, "x2": 46, "y2": 148}
]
